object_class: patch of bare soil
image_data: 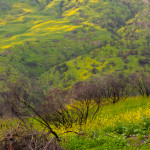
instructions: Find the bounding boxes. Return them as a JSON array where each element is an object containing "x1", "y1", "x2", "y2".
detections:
[{"x1": 142, "y1": 0, "x2": 149, "y2": 3}]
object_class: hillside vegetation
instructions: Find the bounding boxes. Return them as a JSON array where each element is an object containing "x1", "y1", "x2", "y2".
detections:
[
  {"x1": 0, "y1": 0, "x2": 149, "y2": 93},
  {"x1": 1, "y1": 76, "x2": 150, "y2": 149},
  {"x1": 0, "y1": 1, "x2": 150, "y2": 149}
]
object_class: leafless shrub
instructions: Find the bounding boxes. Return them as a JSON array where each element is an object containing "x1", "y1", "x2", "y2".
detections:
[
  {"x1": 0, "y1": 122, "x2": 63, "y2": 150},
  {"x1": 38, "y1": 88, "x2": 77, "y2": 128},
  {"x1": 0, "y1": 80, "x2": 60, "y2": 141},
  {"x1": 71, "y1": 80, "x2": 104, "y2": 123},
  {"x1": 131, "y1": 73, "x2": 150, "y2": 97},
  {"x1": 69, "y1": 74, "x2": 130, "y2": 124},
  {"x1": 103, "y1": 74, "x2": 130, "y2": 103}
]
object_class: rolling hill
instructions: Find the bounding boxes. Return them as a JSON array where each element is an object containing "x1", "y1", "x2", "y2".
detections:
[{"x1": 0, "y1": 0, "x2": 149, "y2": 93}]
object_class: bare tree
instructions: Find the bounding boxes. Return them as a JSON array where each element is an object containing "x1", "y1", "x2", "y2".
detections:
[
  {"x1": 0, "y1": 121, "x2": 63, "y2": 150},
  {"x1": 71, "y1": 80, "x2": 104, "y2": 124},
  {"x1": 103, "y1": 74, "x2": 130, "y2": 103},
  {"x1": 0, "y1": 80, "x2": 61, "y2": 141},
  {"x1": 131, "y1": 73, "x2": 150, "y2": 97},
  {"x1": 38, "y1": 88, "x2": 76, "y2": 128}
]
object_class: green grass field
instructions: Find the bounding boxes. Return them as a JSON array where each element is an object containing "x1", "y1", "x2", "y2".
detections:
[{"x1": 59, "y1": 97, "x2": 150, "y2": 149}]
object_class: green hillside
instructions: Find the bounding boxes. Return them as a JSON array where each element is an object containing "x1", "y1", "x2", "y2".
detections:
[
  {"x1": 0, "y1": 0, "x2": 149, "y2": 92},
  {"x1": 39, "y1": 0, "x2": 150, "y2": 90},
  {"x1": 0, "y1": 1, "x2": 150, "y2": 149}
]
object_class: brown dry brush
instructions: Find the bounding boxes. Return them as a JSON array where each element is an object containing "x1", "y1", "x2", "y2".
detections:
[
  {"x1": 71, "y1": 80, "x2": 105, "y2": 123},
  {"x1": 0, "y1": 80, "x2": 82, "y2": 142},
  {"x1": 42, "y1": 83, "x2": 104, "y2": 127},
  {"x1": 49, "y1": 74, "x2": 130, "y2": 126},
  {"x1": 37, "y1": 88, "x2": 77, "y2": 129},
  {"x1": 130, "y1": 73, "x2": 150, "y2": 97},
  {"x1": 71, "y1": 74, "x2": 131, "y2": 123},
  {"x1": 0, "y1": 80, "x2": 61, "y2": 141},
  {"x1": 103, "y1": 74, "x2": 131, "y2": 103},
  {"x1": 71, "y1": 81, "x2": 95, "y2": 124},
  {"x1": 0, "y1": 122, "x2": 63, "y2": 150}
]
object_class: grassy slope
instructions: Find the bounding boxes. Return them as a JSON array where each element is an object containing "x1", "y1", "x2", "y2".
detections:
[
  {"x1": 0, "y1": 0, "x2": 137, "y2": 50},
  {"x1": 1, "y1": 0, "x2": 149, "y2": 93},
  {"x1": 60, "y1": 97, "x2": 150, "y2": 149},
  {"x1": 40, "y1": 1, "x2": 150, "y2": 91},
  {"x1": 0, "y1": 0, "x2": 113, "y2": 92}
]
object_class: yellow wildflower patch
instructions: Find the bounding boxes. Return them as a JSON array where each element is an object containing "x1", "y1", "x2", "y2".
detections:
[
  {"x1": 4, "y1": 35, "x2": 17, "y2": 41},
  {"x1": 13, "y1": 3, "x2": 23, "y2": 9},
  {"x1": 98, "y1": 61, "x2": 108, "y2": 71},
  {"x1": 0, "y1": 22, "x2": 78, "y2": 49},
  {"x1": 127, "y1": 18, "x2": 134, "y2": 24},
  {"x1": 0, "y1": 20, "x2": 7, "y2": 26},
  {"x1": 65, "y1": 25, "x2": 79, "y2": 31},
  {"x1": 1, "y1": 41, "x2": 23, "y2": 49},
  {"x1": 30, "y1": 20, "x2": 68, "y2": 30},
  {"x1": 78, "y1": 0, "x2": 85, "y2": 3},
  {"x1": 46, "y1": 1, "x2": 55, "y2": 9},
  {"x1": 33, "y1": 20, "x2": 42, "y2": 24},
  {"x1": 136, "y1": 29, "x2": 140, "y2": 32},
  {"x1": 22, "y1": 8, "x2": 33, "y2": 13},
  {"x1": 93, "y1": 107, "x2": 150, "y2": 129},
  {"x1": 83, "y1": 21, "x2": 94, "y2": 27},
  {"x1": 1, "y1": 45, "x2": 11, "y2": 49},
  {"x1": 89, "y1": 0, "x2": 99, "y2": 3},
  {"x1": 31, "y1": 20, "x2": 54, "y2": 30},
  {"x1": 17, "y1": 16, "x2": 24, "y2": 21},
  {"x1": 118, "y1": 27, "x2": 125, "y2": 33},
  {"x1": 63, "y1": 7, "x2": 80, "y2": 17}
]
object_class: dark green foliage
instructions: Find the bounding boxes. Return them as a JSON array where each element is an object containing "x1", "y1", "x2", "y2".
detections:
[
  {"x1": 91, "y1": 68, "x2": 98, "y2": 74},
  {"x1": 138, "y1": 59, "x2": 150, "y2": 66},
  {"x1": 55, "y1": 63, "x2": 68, "y2": 74},
  {"x1": 0, "y1": 1, "x2": 11, "y2": 12}
]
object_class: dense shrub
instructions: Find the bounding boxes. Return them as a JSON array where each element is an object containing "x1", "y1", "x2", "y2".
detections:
[{"x1": 138, "y1": 59, "x2": 150, "y2": 66}]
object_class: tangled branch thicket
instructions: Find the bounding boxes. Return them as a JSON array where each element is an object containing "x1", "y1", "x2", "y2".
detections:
[{"x1": 0, "y1": 122, "x2": 63, "y2": 150}]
